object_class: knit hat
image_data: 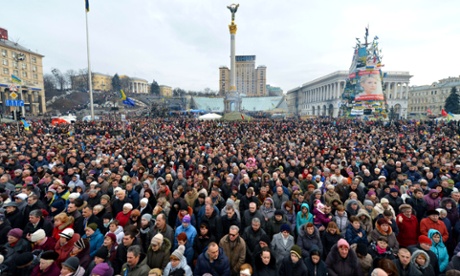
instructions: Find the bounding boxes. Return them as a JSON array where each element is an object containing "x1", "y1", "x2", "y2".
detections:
[
  {"x1": 171, "y1": 245, "x2": 185, "y2": 260},
  {"x1": 363, "y1": 200, "x2": 374, "y2": 207},
  {"x1": 380, "y1": 198, "x2": 389, "y2": 204},
  {"x1": 7, "y1": 228, "x2": 23, "y2": 239},
  {"x1": 94, "y1": 246, "x2": 109, "y2": 260},
  {"x1": 15, "y1": 252, "x2": 34, "y2": 267},
  {"x1": 151, "y1": 233, "x2": 164, "y2": 246},
  {"x1": 62, "y1": 256, "x2": 79, "y2": 271},
  {"x1": 356, "y1": 242, "x2": 368, "y2": 256},
  {"x1": 367, "y1": 190, "x2": 376, "y2": 196},
  {"x1": 59, "y1": 228, "x2": 74, "y2": 239},
  {"x1": 86, "y1": 223, "x2": 98, "y2": 231},
  {"x1": 426, "y1": 209, "x2": 440, "y2": 216},
  {"x1": 30, "y1": 229, "x2": 46, "y2": 242},
  {"x1": 280, "y1": 223, "x2": 291, "y2": 233},
  {"x1": 41, "y1": 250, "x2": 59, "y2": 261},
  {"x1": 419, "y1": 235, "x2": 432, "y2": 246},
  {"x1": 105, "y1": 232, "x2": 117, "y2": 244},
  {"x1": 337, "y1": 238, "x2": 350, "y2": 249},
  {"x1": 182, "y1": 214, "x2": 191, "y2": 223},
  {"x1": 390, "y1": 188, "x2": 398, "y2": 193},
  {"x1": 74, "y1": 238, "x2": 88, "y2": 249},
  {"x1": 142, "y1": 214, "x2": 152, "y2": 222},
  {"x1": 15, "y1": 193, "x2": 28, "y2": 200},
  {"x1": 177, "y1": 232, "x2": 187, "y2": 242},
  {"x1": 290, "y1": 245, "x2": 302, "y2": 258},
  {"x1": 91, "y1": 262, "x2": 111, "y2": 276},
  {"x1": 274, "y1": 209, "x2": 284, "y2": 217}
]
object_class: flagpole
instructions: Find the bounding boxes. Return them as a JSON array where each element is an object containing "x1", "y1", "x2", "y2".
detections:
[{"x1": 85, "y1": 6, "x2": 94, "y2": 120}]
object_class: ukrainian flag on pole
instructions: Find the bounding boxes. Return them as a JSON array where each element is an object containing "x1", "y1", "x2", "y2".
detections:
[{"x1": 85, "y1": 0, "x2": 90, "y2": 12}]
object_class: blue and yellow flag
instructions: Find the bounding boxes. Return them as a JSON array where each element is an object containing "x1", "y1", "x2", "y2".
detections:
[
  {"x1": 11, "y1": 75, "x2": 21, "y2": 84},
  {"x1": 85, "y1": 0, "x2": 90, "y2": 12},
  {"x1": 21, "y1": 119, "x2": 30, "y2": 130},
  {"x1": 119, "y1": 89, "x2": 127, "y2": 100}
]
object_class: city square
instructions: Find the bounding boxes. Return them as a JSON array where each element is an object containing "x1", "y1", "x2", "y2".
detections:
[{"x1": 0, "y1": 1, "x2": 460, "y2": 275}]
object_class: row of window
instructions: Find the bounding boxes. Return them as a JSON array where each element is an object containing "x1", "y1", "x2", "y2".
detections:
[
  {"x1": 2, "y1": 67, "x2": 38, "y2": 79},
  {"x1": 1, "y1": 49, "x2": 37, "y2": 63},
  {"x1": 2, "y1": 59, "x2": 37, "y2": 71}
]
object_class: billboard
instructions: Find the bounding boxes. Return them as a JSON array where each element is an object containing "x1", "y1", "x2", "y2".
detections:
[{"x1": 341, "y1": 28, "x2": 387, "y2": 120}]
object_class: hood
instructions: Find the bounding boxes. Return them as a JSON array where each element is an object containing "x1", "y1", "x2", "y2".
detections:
[
  {"x1": 441, "y1": 197, "x2": 458, "y2": 211},
  {"x1": 357, "y1": 208, "x2": 371, "y2": 220},
  {"x1": 427, "y1": 189, "x2": 439, "y2": 197},
  {"x1": 428, "y1": 229, "x2": 444, "y2": 245},
  {"x1": 301, "y1": 202, "x2": 310, "y2": 211},
  {"x1": 410, "y1": 249, "x2": 430, "y2": 269}
]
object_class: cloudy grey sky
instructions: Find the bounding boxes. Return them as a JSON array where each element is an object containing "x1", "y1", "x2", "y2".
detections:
[{"x1": 2, "y1": 0, "x2": 459, "y2": 92}]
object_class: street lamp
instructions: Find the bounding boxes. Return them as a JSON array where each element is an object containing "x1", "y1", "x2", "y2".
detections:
[{"x1": 15, "y1": 52, "x2": 26, "y2": 116}]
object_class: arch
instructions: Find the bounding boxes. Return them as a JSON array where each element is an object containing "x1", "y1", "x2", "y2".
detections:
[
  {"x1": 322, "y1": 105, "x2": 327, "y2": 116},
  {"x1": 312, "y1": 106, "x2": 315, "y2": 115},
  {"x1": 328, "y1": 104, "x2": 334, "y2": 117}
]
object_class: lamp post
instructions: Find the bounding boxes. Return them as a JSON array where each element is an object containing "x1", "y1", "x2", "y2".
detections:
[{"x1": 15, "y1": 52, "x2": 26, "y2": 116}]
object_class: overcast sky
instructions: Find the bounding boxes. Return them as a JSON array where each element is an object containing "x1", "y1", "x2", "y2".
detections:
[{"x1": 2, "y1": 0, "x2": 459, "y2": 92}]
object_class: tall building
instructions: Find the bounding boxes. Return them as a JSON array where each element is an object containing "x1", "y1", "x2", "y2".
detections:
[
  {"x1": 286, "y1": 70, "x2": 412, "y2": 118},
  {"x1": 219, "y1": 55, "x2": 267, "y2": 97},
  {"x1": 408, "y1": 76, "x2": 460, "y2": 119},
  {"x1": 0, "y1": 27, "x2": 46, "y2": 115}
]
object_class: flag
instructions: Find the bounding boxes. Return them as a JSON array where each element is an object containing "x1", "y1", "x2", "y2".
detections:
[
  {"x1": 241, "y1": 114, "x2": 244, "y2": 120},
  {"x1": 11, "y1": 75, "x2": 21, "y2": 84},
  {"x1": 123, "y1": 98, "x2": 136, "y2": 107},
  {"x1": 21, "y1": 119, "x2": 30, "y2": 130},
  {"x1": 441, "y1": 109, "x2": 448, "y2": 117},
  {"x1": 85, "y1": 0, "x2": 90, "y2": 12},
  {"x1": 119, "y1": 89, "x2": 127, "y2": 100},
  {"x1": 448, "y1": 112, "x2": 455, "y2": 122}
]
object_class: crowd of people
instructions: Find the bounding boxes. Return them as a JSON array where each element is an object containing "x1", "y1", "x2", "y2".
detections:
[{"x1": 0, "y1": 117, "x2": 459, "y2": 276}]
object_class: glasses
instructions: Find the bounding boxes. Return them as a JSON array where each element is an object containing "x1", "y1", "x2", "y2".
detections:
[{"x1": 229, "y1": 233, "x2": 238, "y2": 237}]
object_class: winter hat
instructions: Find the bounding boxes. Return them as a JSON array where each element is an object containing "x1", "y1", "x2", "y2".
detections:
[
  {"x1": 94, "y1": 247, "x2": 109, "y2": 260},
  {"x1": 15, "y1": 252, "x2": 33, "y2": 267},
  {"x1": 7, "y1": 228, "x2": 23, "y2": 239},
  {"x1": 62, "y1": 256, "x2": 79, "y2": 271},
  {"x1": 182, "y1": 214, "x2": 191, "y2": 223},
  {"x1": 377, "y1": 218, "x2": 389, "y2": 226},
  {"x1": 274, "y1": 209, "x2": 284, "y2": 217},
  {"x1": 280, "y1": 223, "x2": 291, "y2": 233},
  {"x1": 337, "y1": 238, "x2": 350, "y2": 249},
  {"x1": 380, "y1": 198, "x2": 389, "y2": 204},
  {"x1": 367, "y1": 190, "x2": 376, "y2": 196},
  {"x1": 59, "y1": 228, "x2": 75, "y2": 239},
  {"x1": 86, "y1": 223, "x2": 98, "y2": 231},
  {"x1": 68, "y1": 193, "x2": 80, "y2": 200},
  {"x1": 91, "y1": 262, "x2": 111, "y2": 276},
  {"x1": 399, "y1": 204, "x2": 412, "y2": 212},
  {"x1": 105, "y1": 232, "x2": 117, "y2": 244},
  {"x1": 426, "y1": 209, "x2": 440, "y2": 216},
  {"x1": 226, "y1": 198, "x2": 235, "y2": 207},
  {"x1": 363, "y1": 200, "x2": 374, "y2": 207},
  {"x1": 151, "y1": 233, "x2": 164, "y2": 246},
  {"x1": 15, "y1": 193, "x2": 28, "y2": 200},
  {"x1": 41, "y1": 250, "x2": 59, "y2": 261},
  {"x1": 419, "y1": 235, "x2": 432, "y2": 246},
  {"x1": 356, "y1": 242, "x2": 368, "y2": 256},
  {"x1": 259, "y1": 234, "x2": 270, "y2": 246},
  {"x1": 389, "y1": 188, "x2": 399, "y2": 193},
  {"x1": 100, "y1": 194, "x2": 111, "y2": 201},
  {"x1": 30, "y1": 229, "x2": 46, "y2": 242},
  {"x1": 74, "y1": 238, "x2": 88, "y2": 249},
  {"x1": 142, "y1": 214, "x2": 153, "y2": 222},
  {"x1": 290, "y1": 245, "x2": 302, "y2": 258},
  {"x1": 171, "y1": 245, "x2": 185, "y2": 260}
]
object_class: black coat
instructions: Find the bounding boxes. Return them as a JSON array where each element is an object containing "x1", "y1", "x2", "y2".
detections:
[
  {"x1": 0, "y1": 220, "x2": 12, "y2": 245},
  {"x1": 305, "y1": 257, "x2": 328, "y2": 276},
  {"x1": 22, "y1": 218, "x2": 53, "y2": 238},
  {"x1": 278, "y1": 255, "x2": 308, "y2": 276},
  {"x1": 5, "y1": 208, "x2": 23, "y2": 229}
]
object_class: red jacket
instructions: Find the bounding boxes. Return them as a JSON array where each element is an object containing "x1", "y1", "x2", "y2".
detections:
[
  {"x1": 420, "y1": 218, "x2": 448, "y2": 242},
  {"x1": 115, "y1": 210, "x2": 132, "y2": 227},
  {"x1": 396, "y1": 213, "x2": 419, "y2": 247},
  {"x1": 54, "y1": 232, "x2": 81, "y2": 267}
]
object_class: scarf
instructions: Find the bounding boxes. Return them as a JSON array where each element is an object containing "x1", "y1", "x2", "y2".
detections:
[{"x1": 376, "y1": 244, "x2": 387, "y2": 254}]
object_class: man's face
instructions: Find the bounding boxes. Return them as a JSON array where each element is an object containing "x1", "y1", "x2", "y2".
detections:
[
  {"x1": 82, "y1": 207, "x2": 92, "y2": 218},
  {"x1": 229, "y1": 229, "x2": 239, "y2": 242},
  {"x1": 123, "y1": 235, "x2": 134, "y2": 247},
  {"x1": 398, "y1": 251, "x2": 411, "y2": 266},
  {"x1": 126, "y1": 252, "x2": 139, "y2": 267},
  {"x1": 249, "y1": 204, "x2": 256, "y2": 213},
  {"x1": 67, "y1": 203, "x2": 77, "y2": 213},
  {"x1": 207, "y1": 245, "x2": 219, "y2": 261},
  {"x1": 252, "y1": 222, "x2": 260, "y2": 231}
]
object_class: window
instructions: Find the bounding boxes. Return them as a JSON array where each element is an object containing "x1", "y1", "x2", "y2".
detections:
[
  {"x1": 13, "y1": 70, "x2": 18, "y2": 76},
  {"x1": 33, "y1": 73, "x2": 38, "y2": 79},
  {"x1": 22, "y1": 71, "x2": 27, "y2": 78},
  {"x1": 31, "y1": 56, "x2": 36, "y2": 63},
  {"x1": 1, "y1": 49, "x2": 6, "y2": 57},
  {"x1": 32, "y1": 65, "x2": 37, "y2": 72},
  {"x1": 2, "y1": 59, "x2": 7, "y2": 66},
  {"x1": 22, "y1": 63, "x2": 27, "y2": 70},
  {"x1": 13, "y1": 61, "x2": 18, "y2": 69},
  {"x1": 12, "y1": 52, "x2": 16, "y2": 59},
  {"x1": 3, "y1": 68, "x2": 8, "y2": 74}
]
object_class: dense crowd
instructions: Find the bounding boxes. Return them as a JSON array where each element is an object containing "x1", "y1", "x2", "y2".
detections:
[{"x1": 0, "y1": 118, "x2": 459, "y2": 276}]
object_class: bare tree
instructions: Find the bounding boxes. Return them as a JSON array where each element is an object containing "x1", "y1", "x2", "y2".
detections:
[
  {"x1": 66, "y1": 69, "x2": 78, "y2": 91},
  {"x1": 51, "y1": 68, "x2": 68, "y2": 92}
]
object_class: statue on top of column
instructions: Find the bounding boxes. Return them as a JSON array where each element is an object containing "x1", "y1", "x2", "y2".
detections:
[{"x1": 227, "y1": 4, "x2": 239, "y2": 22}]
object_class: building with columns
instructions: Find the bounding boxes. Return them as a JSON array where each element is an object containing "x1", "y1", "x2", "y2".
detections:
[
  {"x1": 408, "y1": 76, "x2": 460, "y2": 119},
  {"x1": 286, "y1": 70, "x2": 412, "y2": 118},
  {"x1": 0, "y1": 28, "x2": 45, "y2": 115},
  {"x1": 128, "y1": 77, "x2": 149, "y2": 94}
]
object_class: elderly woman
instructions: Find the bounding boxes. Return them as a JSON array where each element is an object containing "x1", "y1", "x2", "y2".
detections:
[
  {"x1": 115, "y1": 203, "x2": 133, "y2": 227},
  {"x1": 52, "y1": 213, "x2": 75, "y2": 241},
  {"x1": 32, "y1": 250, "x2": 60, "y2": 275},
  {"x1": 260, "y1": 198, "x2": 276, "y2": 222},
  {"x1": 369, "y1": 218, "x2": 399, "y2": 251}
]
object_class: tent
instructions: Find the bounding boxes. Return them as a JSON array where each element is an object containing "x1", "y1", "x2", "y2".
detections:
[{"x1": 198, "y1": 113, "x2": 222, "y2": 120}]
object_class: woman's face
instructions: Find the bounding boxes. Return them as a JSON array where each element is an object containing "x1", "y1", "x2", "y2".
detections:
[
  {"x1": 328, "y1": 228, "x2": 337, "y2": 234},
  {"x1": 377, "y1": 240, "x2": 388, "y2": 249},
  {"x1": 311, "y1": 255, "x2": 320, "y2": 264},
  {"x1": 361, "y1": 77, "x2": 377, "y2": 93},
  {"x1": 432, "y1": 234, "x2": 441, "y2": 244},
  {"x1": 352, "y1": 221, "x2": 361, "y2": 230},
  {"x1": 261, "y1": 251, "x2": 271, "y2": 265},
  {"x1": 416, "y1": 254, "x2": 426, "y2": 266},
  {"x1": 109, "y1": 224, "x2": 117, "y2": 232},
  {"x1": 103, "y1": 236, "x2": 113, "y2": 247},
  {"x1": 306, "y1": 226, "x2": 314, "y2": 235}
]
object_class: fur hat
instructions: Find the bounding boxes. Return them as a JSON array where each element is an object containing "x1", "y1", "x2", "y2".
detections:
[
  {"x1": 30, "y1": 229, "x2": 46, "y2": 242},
  {"x1": 15, "y1": 252, "x2": 33, "y2": 267},
  {"x1": 94, "y1": 247, "x2": 109, "y2": 260},
  {"x1": 399, "y1": 204, "x2": 412, "y2": 212},
  {"x1": 41, "y1": 250, "x2": 59, "y2": 261},
  {"x1": 171, "y1": 245, "x2": 185, "y2": 260},
  {"x1": 426, "y1": 209, "x2": 440, "y2": 216}
]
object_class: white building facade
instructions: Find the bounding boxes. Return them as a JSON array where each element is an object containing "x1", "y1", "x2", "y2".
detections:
[{"x1": 287, "y1": 70, "x2": 412, "y2": 118}]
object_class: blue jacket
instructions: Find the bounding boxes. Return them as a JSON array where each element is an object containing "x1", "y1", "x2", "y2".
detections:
[
  {"x1": 194, "y1": 247, "x2": 230, "y2": 276},
  {"x1": 83, "y1": 228, "x2": 104, "y2": 258},
  {"x1": 345, "y1": 223, "x2": 367, "y2": 245},
  {"x1": 428, "y1": 229, "x2": 449, "y2": 273},
  {"x1": 296, "y1": 203, "x2": 313, "y2": 234},
  {"x1": 175, "y1": 224, "x2": 197, "y2": 249}
]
